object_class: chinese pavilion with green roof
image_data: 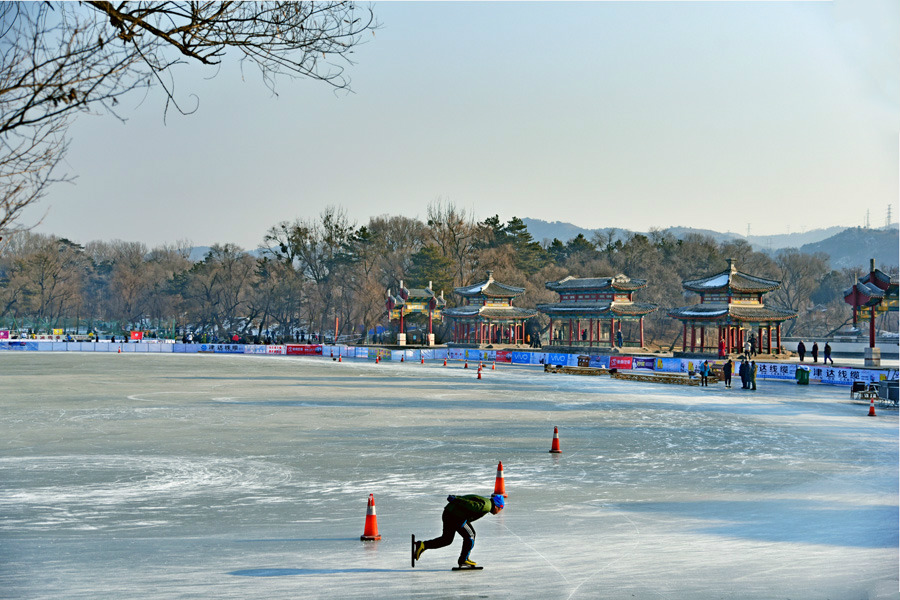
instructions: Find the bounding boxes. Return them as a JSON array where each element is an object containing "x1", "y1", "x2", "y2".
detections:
[
  {"x1": 536, "y1": 274, "x2": 658, "y2": 348},
  {"x1": 385, "y1": 280, "x2": 446, "y2": 346},
  {"x1": 667, "y1": 259, "x2": 797, "y2": 354},
  {"x1": 443, "y1": 271, "x2": 537, "y2": 345}
]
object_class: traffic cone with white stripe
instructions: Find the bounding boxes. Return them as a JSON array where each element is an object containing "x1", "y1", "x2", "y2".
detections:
[
  {"x1": 360, "y1": 494, "x2": 382, "y2": 541},
  {"x1": 493, "y1": 461, "x2": 507, "y2": 498},
  {"x1": 868, "y1": 397, "x2": 876, "y2": 417},
  {"x1": 549, "y1": 426, "x2": 562, "y2": 454}
]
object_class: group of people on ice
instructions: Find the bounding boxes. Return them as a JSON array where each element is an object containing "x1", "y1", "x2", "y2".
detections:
[{"x1": 699, "y1": 357, "x2": 757, "y2": 389}]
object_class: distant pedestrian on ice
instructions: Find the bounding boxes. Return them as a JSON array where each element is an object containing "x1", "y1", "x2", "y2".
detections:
[
  {"x1": 750, "y1": 360, "x2": 758, "y2": 390},
  {"x1": 616, "y1": 328, "x2": 624, "y2": 348},
  {"x1": 811, "y1": 342, "x2": 819, "y2": 363},
  {"x1": 739, "y1": 358, "x2": 749, "y2": 389},
  {"x1": 414, "y1": 493, "x2": 505, "y2": 569},
  {"x1": 823, "y1": 342, "x2": 834, "y2": 365},
  {"x1": 797, "y1": 340, "x2": 806, "y2": 362},
  {"x1": 699, "y1": 360, "x2": 711, "y2": 386},
  {"x1": 723, "y1": 358, "x2": 733, "y2": 388}
]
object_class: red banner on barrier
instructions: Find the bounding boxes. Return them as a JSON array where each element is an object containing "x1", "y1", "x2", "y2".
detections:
[
  {"x1": 609, "y1": 356, "x2": 633, "y2": 370},
  {"x1": 130, "y1": 331, "x2": 143, "y2": 341},
  {"x1": 286, "y1": 344, "x2": 322, "y2": 356},
  {"x1": 495, "y1": 351, "x2": 512, "y2": 363}
]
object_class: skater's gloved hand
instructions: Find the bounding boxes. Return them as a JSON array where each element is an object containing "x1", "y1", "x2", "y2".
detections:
[{"x1": 447, "y1": 495, "x2": 456, "y2": 502}]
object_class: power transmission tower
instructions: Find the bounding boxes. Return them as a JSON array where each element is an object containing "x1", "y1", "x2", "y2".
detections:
[{"x1": 887, "y1": 204, "x2": 893, "y2": 227}]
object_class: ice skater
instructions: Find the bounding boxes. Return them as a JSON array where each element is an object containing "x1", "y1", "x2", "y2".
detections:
[{"x1": 413, "y1": 493, "x2": 505, "y2": 569}]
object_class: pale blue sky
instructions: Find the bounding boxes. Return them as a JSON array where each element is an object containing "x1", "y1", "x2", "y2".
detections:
[{"x1": 26, "y1": 0, "x2": 899, "y2": 249}]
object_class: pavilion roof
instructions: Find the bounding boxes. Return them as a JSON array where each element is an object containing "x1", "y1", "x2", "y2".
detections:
[
  {"x1": 442, "y1": 306, "x2": 537, "y2": 320},
  {"x1": 667, "y1": 303, "x2": 797, "y2": 323},
  {"x1": 682, "y1": 260, "x2": 781, "y2": 294},
  {"x1": 843, "y1": 281, "x2": 885, "y2": 307},
  {"x1": 454, "y1": 271, "x2": 525, "y2": 298},
  {"x1": 545, "y1": 274, "x2": 647, "y2": 293},
  {"x1": 536, "y1": 301, "x2": 657, "y2": 318}
]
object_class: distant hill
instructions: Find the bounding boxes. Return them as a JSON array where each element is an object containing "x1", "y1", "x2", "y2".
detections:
[
  {"x1": 800, "y1": 227, "x2": 899, "y2": 269},
  {"x1": 519, "y1": 218, "x2": 898, "y2": 269},
  {"x1": 521, "y1": 218, "x2": 846, "y2": 250}
]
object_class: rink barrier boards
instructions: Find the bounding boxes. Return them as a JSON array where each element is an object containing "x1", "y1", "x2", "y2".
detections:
[{"x1": 0, "y1": 340, "x2": 896, "y2": 387}]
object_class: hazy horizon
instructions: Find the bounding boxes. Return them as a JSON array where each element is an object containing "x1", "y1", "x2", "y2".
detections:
[{"x1": 19, "y1": 1, "x2": 899, "y2": 250}]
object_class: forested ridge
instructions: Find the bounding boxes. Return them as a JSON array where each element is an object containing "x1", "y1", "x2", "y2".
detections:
[{"x1": 0, "y1": 202, "x2": 896, "y2": 345}]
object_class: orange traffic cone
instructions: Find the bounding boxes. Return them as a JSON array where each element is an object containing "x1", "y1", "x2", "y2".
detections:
[
  {"x1": 421, "y1": 357, "x2": 425, "y2": 364},
  {"x1": 117, "y1": 346, "x2": 121, "y2": 354},
  {"x1": 492, "y1": 362, "x2": 496, "y2": 370},
  {"x1": 443, "y1": 359, "x2": 447, "y2": 366},
  {"x1": 477, "y1": 369, "x2": 482, "y2": 380},
  {"x1": 868, "y1": 397, "x2": 876, "y2": 417},
  {"x1": 338, "y1": 355, "x2": 342, "y2": 362},
  {"x1": 493, "y1": 461, "x2": 507, "y2": 497},
  {"x1": 375, "y1": 356, "x2": 379, "y2": 364},
  {"x1": 360, "y1": 493, "x2": 382, "y2": 541},
  {"x1": 549, "y1": 426, "x2": 562, "y2": 454},
  {"x1": 401, "y1": 355, "x2": 404, "y2": 362}
]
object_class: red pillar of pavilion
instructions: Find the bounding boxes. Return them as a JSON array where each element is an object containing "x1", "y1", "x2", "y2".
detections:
[{"x1": 639, "y1": 317, "x2": 645, "y2": 348}]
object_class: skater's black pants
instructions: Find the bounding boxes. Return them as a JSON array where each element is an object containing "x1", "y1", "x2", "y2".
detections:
[{"x1": 424, "y1": 510, "x2": 475, "y2": 563}]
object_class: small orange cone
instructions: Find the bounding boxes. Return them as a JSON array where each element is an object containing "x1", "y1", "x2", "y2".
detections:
[
  {"x1": 464, "y1": 361, "x2": 468, "y2": 369},
  {"x1": 360, "y1": 493, "x2": 382, "y2": 541},
  {"x1": 421, "y1": 357, "x2": 425, "y2": 364},
  {"x1": 375, "y1": 356, "x2": 379, "y2": 364},
  {"x1": 338, "y1": 355, "x2": 342, "y2": 362},
  {"x1": 477, "y1": 369, "x2": 482, "y2": 380},
  {"x1": 493, "y1": 461, "x2": 507, "y2": 497},
  {"x1": 443, "y1": 359, "x2": 447, "y2": 366},
  {"x1": 492, "y1": 362, "x2": 496, "y2": 370},
  {"x1": 117, "y1": 346, "x2": 121, "y2": 353},
  {"x1": 868, "y1": 397, "x2": 876, "y2": 417},
  {"x1": 549, "y1": 426, "x2": 562, "y2": 454},
  {"x1": 401, "y1": 355, "x2": 404, "y2": 362}
]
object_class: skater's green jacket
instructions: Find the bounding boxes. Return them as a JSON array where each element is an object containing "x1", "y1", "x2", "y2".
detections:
[{"x1": 444, "y1": 495, "x2": 492, "y2": 522}]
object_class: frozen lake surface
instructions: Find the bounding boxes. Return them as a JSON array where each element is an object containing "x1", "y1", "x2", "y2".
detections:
[{"x1": 1, "y1": 353, "x2": 897, "y2": 599}]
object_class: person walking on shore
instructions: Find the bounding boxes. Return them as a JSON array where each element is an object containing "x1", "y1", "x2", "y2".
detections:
[
  {"x1": 811, "y1": 342, "x2": 819, "y2": 363},
  {"x1": 414, "y1": 494, "x2": 505, "y2": 569},
  {"x1": 797, "y1": 340, "x2": 806, "y2": 362},
  {"x1": 824, "y1": 342, "x2": 834, "y2": 365}
]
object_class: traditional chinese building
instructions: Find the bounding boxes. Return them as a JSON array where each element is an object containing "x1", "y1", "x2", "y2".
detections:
[
  {"x1": 536, "y1": 275, "x2": 657, "y2": 348},
  {"x1": 843, "y1": 259, "x2": 898, "y2": 365},
  {"x1": 668, "y1": 259, "x2": 797, "y2": 354},
  {"x1": 443, "y1": 271, "x2": 537, "y2": 345},
  {"x1": 385, "y1": 280, "x2": 445, "y2": 345}
]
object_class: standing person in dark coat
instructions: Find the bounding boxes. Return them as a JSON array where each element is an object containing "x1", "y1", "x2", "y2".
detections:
[
  {"x1": 811, "y1": 342, "x2": 819, "y2": 363},
  {"x1": 823, "y1": 342, "x2": 834, "y2": 365},
  {"x1": 739, "y1": 359, "x2": 749, "y2": 389},
  {"x1": 797, "y1": 340, "x2": 806, "y2": 361},
  {"x1": 723, "y1": 358, "x2": 733, "y2": 388},
  {"x1": 750, "y1": 360, "x2": 758, "y2": 390}
]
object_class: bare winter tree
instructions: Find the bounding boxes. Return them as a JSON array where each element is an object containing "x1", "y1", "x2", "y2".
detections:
[{"x1": 0, "y1": 1, "x2": 377, "y2": 237}]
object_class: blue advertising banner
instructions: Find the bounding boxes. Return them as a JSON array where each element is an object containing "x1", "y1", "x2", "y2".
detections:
[
  {"x1": 199, "y1": 343, "x2": 244, "y2": 354},
  {"x1": 547, "y1": 353, "x2": 569, "y2": 366},
  {"x1": 588, "y1": 355, "x2": 609, "y2": 368},
  {"x1": 511, "y1": 351, "x2": 532, "y2": 364}
]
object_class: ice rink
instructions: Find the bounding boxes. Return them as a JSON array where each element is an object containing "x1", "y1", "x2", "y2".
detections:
[{"x1": 1, "y1": 352, "x2": 897, "y2": 599}]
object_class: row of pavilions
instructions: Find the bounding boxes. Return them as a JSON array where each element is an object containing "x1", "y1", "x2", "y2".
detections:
[
  {"x1": 385, "y1": 259, "x2": 897, "y2": 355},
  {"x1": 387, "y1": 259, "x2": 801, "y2": 354}
]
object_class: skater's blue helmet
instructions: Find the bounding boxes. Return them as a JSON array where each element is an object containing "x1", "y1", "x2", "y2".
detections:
[{"x1": 491, "y1": 494, "x2": 505, "y2": 509}]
